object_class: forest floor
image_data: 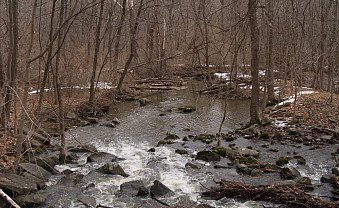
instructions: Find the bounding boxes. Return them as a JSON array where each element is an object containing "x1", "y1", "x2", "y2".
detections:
[{"x1": 1, "y1": 67, "x2": 338, "y2": 169}]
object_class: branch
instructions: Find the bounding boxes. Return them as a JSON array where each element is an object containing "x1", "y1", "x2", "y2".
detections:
[{"x1": 0, "y1": 188, "x2": 21, "y2": 208}]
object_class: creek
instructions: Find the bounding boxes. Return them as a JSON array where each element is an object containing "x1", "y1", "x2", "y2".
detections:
[{"x1": 41, "y1": 81, "x2": 338, "y2": 208}]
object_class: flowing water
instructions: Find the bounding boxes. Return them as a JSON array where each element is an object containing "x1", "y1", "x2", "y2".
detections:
[{"x1": 42, "y1": 81, "x2": 338, "y2": 208}]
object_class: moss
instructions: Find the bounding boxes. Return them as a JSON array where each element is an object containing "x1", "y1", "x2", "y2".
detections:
[
  {"x1": 157, "y1": 140, "x2": 174, "y2": 147},
  {"x1": 238, "y1": 156, "x2": 258, "y2": 165},
  {"x1": 276, "y1": 157, "x2": 292, "y2": 166},
  {"x1": 260, "y1": 131, "x2": 270, "y2": 139},
  {"x1": 183, "y1": 128, "x2": 191, "y2": 132},
  {"x1": 213, "y1": 147, "x2": 227, "y2": 157},
  {"x1": 223, "y1": 135, "x2": 235, "y2": 142},
  {"x1": 195, "y1": 134, "x2": 214, "y2": 144},
  {"x1": 293, "y1": 155, "x2": 306, "y2": 165}
]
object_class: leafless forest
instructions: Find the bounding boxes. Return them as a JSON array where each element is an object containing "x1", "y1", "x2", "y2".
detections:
[{"x1": 0, "y1": 0, "x2": 339, "y2": 207}]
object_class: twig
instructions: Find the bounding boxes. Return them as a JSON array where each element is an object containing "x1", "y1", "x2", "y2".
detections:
[{"x1": 0, "y1": 188, "x2": 21, "y2": 208}]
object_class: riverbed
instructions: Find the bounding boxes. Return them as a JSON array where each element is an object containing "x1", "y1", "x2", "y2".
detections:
[{"x1": 41, "y1": 81, "x2": 338, "y2": 208}]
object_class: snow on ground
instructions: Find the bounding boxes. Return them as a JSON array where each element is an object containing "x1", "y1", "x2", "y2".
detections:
[
  {"x1": 29, "y1": 82, "x2": 115, "y2": 95},
  {"x1": 276, "y1": 89, "x2": 316, "y2": 107}
]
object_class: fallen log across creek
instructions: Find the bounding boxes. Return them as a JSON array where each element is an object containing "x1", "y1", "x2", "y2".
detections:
[{"x1": 201, "y1": 180, "x2": 339, "y2": 208}]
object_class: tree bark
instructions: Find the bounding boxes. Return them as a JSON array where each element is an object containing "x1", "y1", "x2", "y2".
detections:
[
  {"x1": 266, "y1": 0, "x2": 274, "y2": 103},
  {"x1": 89, "y1": 0, "x2": 105, "y2": 103},
  {"x1": 248, "y1": 0, "x2": 260, "y2": 124},
  {"x1": 117, "y1": 0, "x2": 144, "y2": 91}
]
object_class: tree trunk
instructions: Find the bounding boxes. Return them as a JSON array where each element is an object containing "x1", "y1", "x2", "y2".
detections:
[
  {"x1": 89, "y1": 0, "x2": 105, "y2": 103},
  {"x1": 13, "y1": 0, "x2": 38, "y2": 172},
  {"x1": 266, "y1": 0, "x2": 274, "y2": 103},
  {"x1": 56, "y1": 0, "x2": 66, "y2": 163},
  {"x1": 117, "y1": 0, "x2": 144, "y2": 91},
  {"x1": 112, "y1": 0, "x2": 127, "y2": 75},
  {"x1": 4, "y1": 0, "x2": 19, "y2": 131},
  {"x1": 248, "y1": 0, "x2": 260, "y2": 124}
]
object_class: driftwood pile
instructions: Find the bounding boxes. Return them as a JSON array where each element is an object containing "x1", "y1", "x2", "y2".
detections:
[
  {"x1": 202, "y1": 180, "x2": 339, "y2": 208},
  {"x1": 132, "y1": 78, "x2": 187, "y2": 91}
]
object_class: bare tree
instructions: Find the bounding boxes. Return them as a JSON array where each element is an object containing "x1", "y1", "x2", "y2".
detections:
[{"x1": 248, "y1": 0, "x2": 260, "y2": 124}]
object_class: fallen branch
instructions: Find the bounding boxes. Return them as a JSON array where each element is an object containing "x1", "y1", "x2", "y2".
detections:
[
  {"x1": 202, "y1": 180, "x2": 339, "y2": 208},
  {"x1": 0, "y1": 188, "x2": 21, "y2": 208}
]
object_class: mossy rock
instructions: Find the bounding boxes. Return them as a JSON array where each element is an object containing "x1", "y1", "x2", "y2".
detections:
[
  {"x1": 213, "y1": 147, "x2": 227, "y2": 157},
  {"x1": 164, "y1": 131, "x2": 179, "y2": 140},
  {"x1": 238, "y1": 156, "x2": 259, "y2": 165},
  {"x1": 170, "y1": 106, "x2": 196, "y2": 113},
  {"x1": 293, "y1": 155, "x2": 306, "y2": 165},
  {"x1": 194, "y1": 134, "x2": 214, "y2": 144},
  {"x1": 183, "y1": 128, "x2": 191, "y2": 132},
  {"x1": 222, "y1": 134, "x2": 236, "y2": 142},
  {"x1": 195, "y1": 150, "x2": 219, "y2": 162},
  {"x1": 280, "y1": 167, "x2": 301, "y2": 179},
  {"x1": 260, "y1": 131, "x2": 270, "y2": 139},
  {"x1": 276, "y1": 157, "x2": 292, "y2": 166},
  {"x1": 157, "y1": 140, "x2": 174, "y2": 147}
]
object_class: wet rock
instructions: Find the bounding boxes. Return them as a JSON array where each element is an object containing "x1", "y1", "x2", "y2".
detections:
[
  {"x1": 195, "y1": 204, "x2": 215, "y2": 208},
  {"x1": 65, "y1": 153, "x2": 79, "y2": 163},
  {"x1": 22, "y1": 172, "x2": 46, "y2": 189},
  {"x1": 273, "y1": 180, "x2": 297, "y2": 187},
  {"x1": 62, "y1": 169, "x2": 73, "y2": 175},
  {"x1": 165, "y1": 131, "x2": 179, "y2": 140},
  {"x1": 77, "y1": 120, "x2": 91, "y2": 127},
  {"x1": 321, "y1": 174, "x2": 335, "y2": 184},
  {"x1": 170, "y1": 106, "x2": 196, "y2": 113},
  {"x1": 238, "y1": 156, "x2": 259, "y2": 165},
  {"x1": 59, "y1": 172, "x2": 84, "y2": 186},
  {"x1": 250, "y1": 168, "x2": 263, "y2": 176},
  {"x1": 268, "y1": 148, "x2": 279, "y2": 152},
  {"x1": 185, "y1": 162, "x2": 202, "y2": 169},
  {"x1": 224, "y1": 148, "x2": 239, "y2": 157},
  {"x1": 213, "y1": 147, "x2": 227, "y2": 157},
  {"x1": 158, "y1": 113, "x2": 166, "y2": 116},
  {"x1": 0, "y1": 173, "x2": 37, "y2": 194},
  {"x1": 293, "y1": 155, "x2": 306, "y2": 165},
  {"x1": 195, "y1": 134, "x2": 214, "y2": 144},
  {"x1": 280, "y1": 167, "x2": 301, "y2": 180},
  {"x1": 19, "y1": 163, "x2": 51, "y2": 180},
  {"x1": 260, "y1": 131, "x2": 270, "y2": 139},
  {"x1": 30, "y1": 155, "x2": 56, "y2": 173},
  {"x1": 86, "y1": 117, "x2": 99, "y2": 124},
  {"x1": 276, "y1": 157, "x2": 292, "y2": 166},
  {"x1": 101, "y1": 121, "x2": 116, "y2": 128},
  {"x1": 97, "y1": 162, "x2": 129, "y2": 177},
  {"x1": 183, "y1": 137, "x2": 189, "y2": 141},
  {"x1": 175, "y1": 149, "x2": 188, "y2": 155},
  {"x1": 238, "y1": 148, "x2": 259, "y2": 158},
  {"x1": 214, "y1": 165, "x2": 229, "y2": 169},
  {"x1": 195, "y1": 150, "x2": 219, "y2": 162},
  {"x1": 150, "y1": 180, "x2": 174, "y2": 198},
  {"x1": 148, "y1": 148, "x2": 155, "y2": 152},
  {"x1": 112, "y1": 117, "x2": 121, "y2": 124},
  {"x1": 23, "y1": 128, "x2": 50, "y2": 145},
  {"x1": 87, "y1": 152, "x2": 118, "y2": 163},
  {"x1": 68, "y1": 144, "x2": 97, "y2": 153},
  {"x1": 120, "y1": 180, "x2": 148, "y2": 197},
  {"x1": 14, "y1": 190, "x2": 49, "y2": 207},
  {"x1": 157, "y1": 140, "x2": 175, "y2": 147},
  {"x1": 297, "y1": 177, "x2": 313, "y2": 188},
  {"x1": 321, "y1": 135, "x2": 332, "y2": 141},
  {"x1": 236, "y1": 163, "x2": 250, "y2": 174},
  {"x1": 77, "y1": 194, "x2": 97, "y2": 207},
  {"x1": 138, "y1": 98, "x2": 151, "y2": 106},
  {"x1": 333, "y1": 167, "x2": 339, "y2": 176}
]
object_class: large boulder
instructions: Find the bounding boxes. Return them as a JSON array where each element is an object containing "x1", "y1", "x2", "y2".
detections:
[
  {"x1": 87, "y1": 152, "x2": 118, "y2": 163},
  {"x1": 30, "y1": 155, "x2": 56, "y2": 173},
  {"x1": 58, "y1": 172, "x2": 84, "y2": 186},
  {"x1": 97, "y1": 162, "x2": 129, "y2": 177},
  {"x1": 14, "y1": 190, "x2": 49, "y2": 207},
  {"x1": 19, "y1": 163, "x2": 51, "y2": 180},
  {"x1": 195, "y1": 151, "x2": 219, "y2": 162},
  {"x1": 0, "y1": 173, "x2": 37, "y2": 195},
  {"x1": 280, "y1": 167, "x2": 301, "y2": 180},
  {"x1": 150, "y1": 180, "x2": 174, "y2": 198},
  {"x1": 120, "y1": 180, "x2": 148, "y2": 197}
]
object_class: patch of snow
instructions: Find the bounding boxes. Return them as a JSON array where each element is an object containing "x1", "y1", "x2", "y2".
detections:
[
  {"x1": 276, "y1": 90, "x2": 316, "y2": 107},
  {"x1": 214, "y1": 72, "x2": 230, "y2": 79}
]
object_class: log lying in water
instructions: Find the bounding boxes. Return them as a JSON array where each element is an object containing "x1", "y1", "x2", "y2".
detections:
[{"x1": 201, "y1": 180, "x2": 339, "y2": 208}]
